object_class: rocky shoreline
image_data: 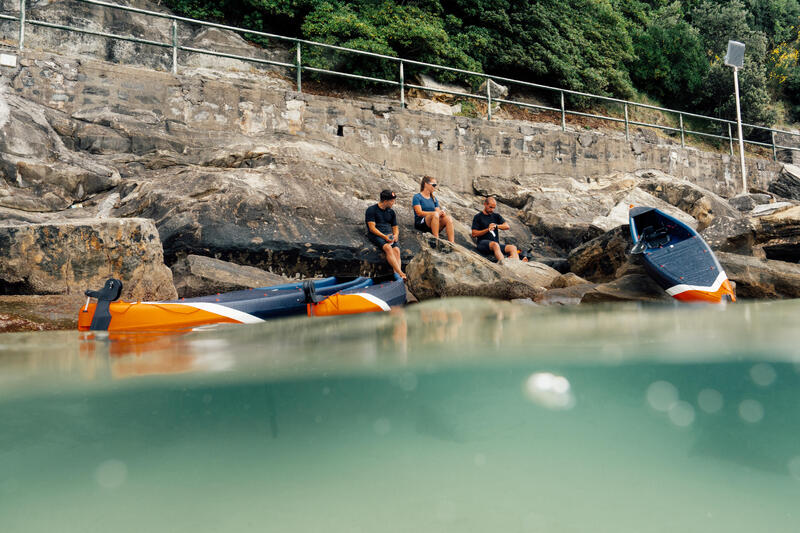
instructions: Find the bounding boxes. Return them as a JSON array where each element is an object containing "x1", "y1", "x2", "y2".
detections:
[{"x1": 3, "y1": 4, "x2": 800, "y2": 333}]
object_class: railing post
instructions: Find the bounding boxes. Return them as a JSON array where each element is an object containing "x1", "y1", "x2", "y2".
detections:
[
  {"x1": 728, "y1": 123, "x2": 734, "y2": 156},
  {"x1": 486, "y1": 78, "x2": 492, "y2": 120},
  {"x1": 772, "y1": 130, "x2": 777, "y2": 161},
  {"x1": 296, "y1": 44, "x2": 301, "y2": 92},
  {"x1": 18, "y1": 0, "x2": 25, "y2": 51},
  {"x1": 171, "y1": 19, "x2": 178, "y2": 75},
  {"x1": 624, "y1": 103, "x2": 629, "y2": 140},
  {"x1": 679, "y1": 113, "x2": 685, "y2": 148},
  {"x1": 399, "y1": 61, "x2": 404, "y2": 108},
  {"x1": 560, "y1": 91, "x2": 565, "y2": 131}
]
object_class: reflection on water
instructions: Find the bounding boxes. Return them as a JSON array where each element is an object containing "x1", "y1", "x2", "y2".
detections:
[{"x1": 2, "y1": 298, "x2": 800, "y2": 532}]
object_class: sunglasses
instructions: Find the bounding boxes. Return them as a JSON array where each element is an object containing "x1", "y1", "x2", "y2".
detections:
[{"x1": 430, "y1": 183, "x2": 438, "y2": 188}]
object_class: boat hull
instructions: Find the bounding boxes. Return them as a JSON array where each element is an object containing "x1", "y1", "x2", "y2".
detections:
[
  {"x1": 78, "y1": 275, "x2": 406, "y2": 332},
  {"x1": 629, "y1": 207, "x2": 735, "y2": 303}
]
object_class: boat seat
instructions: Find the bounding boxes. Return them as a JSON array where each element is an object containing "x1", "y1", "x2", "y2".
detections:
[{"x1": 641, "y1": 225, "x2": 670, "y2": 248}]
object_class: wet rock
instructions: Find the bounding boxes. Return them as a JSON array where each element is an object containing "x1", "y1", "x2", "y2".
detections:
[
  {"x1": 406, "y1": 236, "x2": 546, "y2": 301},
  {"x1": 0, "y1": 218, "x2": 176, "y2": 301},
  {"x1": 171, "y1": 254, "x2": 294, "y2": 298},
  {"x1": 717, "y1": 252, "x2": 800, "y2": 299},
  {"x1": 580, "y1": 274, "x2": 672, "y2": 303},
  {"x1": 0, "y1": 294, "x2": 83, "y2": 332},
  {"x1": 567, "y1": 226, "x2": 632, "y2": 283}
]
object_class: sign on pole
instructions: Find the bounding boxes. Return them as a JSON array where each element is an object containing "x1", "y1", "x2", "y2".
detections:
[{"x1": 725, "y1": 40, "x2": 747, "y2": 193}]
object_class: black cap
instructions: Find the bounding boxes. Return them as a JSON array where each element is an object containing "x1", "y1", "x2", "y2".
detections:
[{"x1": 380, "y1": 189, "x2": 397, "y2": 201}]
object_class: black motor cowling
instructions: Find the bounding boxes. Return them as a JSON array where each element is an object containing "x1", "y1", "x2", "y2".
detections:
[{"x1": 85, "y1": 278, "x2": 123, "y2": 331}]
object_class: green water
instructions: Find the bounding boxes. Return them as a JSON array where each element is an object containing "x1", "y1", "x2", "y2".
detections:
[{"x1": 1, "y1": 298, "x2": 799, "y2": 532}]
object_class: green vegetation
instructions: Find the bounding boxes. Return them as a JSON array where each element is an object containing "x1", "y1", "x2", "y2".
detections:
[{"x1": 165, "y1": 0, "x2": 800, "y2": 126}]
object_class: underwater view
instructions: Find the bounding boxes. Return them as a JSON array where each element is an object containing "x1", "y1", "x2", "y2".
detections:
[{"x1": 2, "y1": 298, "x2": 800, "y2": 532}]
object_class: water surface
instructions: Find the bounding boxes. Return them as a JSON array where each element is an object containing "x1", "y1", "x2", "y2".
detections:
[{"x1": 1, "y1": 298, "x2": 799, "y2": 532}]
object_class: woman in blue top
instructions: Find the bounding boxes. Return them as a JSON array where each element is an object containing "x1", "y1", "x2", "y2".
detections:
[{"x1": 412, "y1": 175, "x2": 455, "y2": 243}]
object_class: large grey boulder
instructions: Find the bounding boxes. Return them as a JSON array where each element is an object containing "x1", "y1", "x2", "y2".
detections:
[
  {"x1": 479, "y1": 173, "x2": 636, "y2": 249},
  {"x1": 591, "y1": 187, "x2": 696, "y2": 232},
  {"x1": 171, "y1": 254, "x2": 294, "y2": 298},
  {"x1": 700, "y1": 216, "x2": 763, "y2": 257},
  {"x1": 636, "y1": 169, "x2": 740, "y2": 231},
  {"x1": 406, "y1": 236, "x2": 545, "y2": 301},
  {"x1": 111, "y1": 138, "x2": 427, "y2": 276},
  {"x1": 717, "y1": 252, "x2": 800, "y2": 299},
  {"x1": 0, "y1": 88, "x2": 121, "y2": 212},
  {"x1": 0, "y1": 218, "x2": 176, "y2": 300}
]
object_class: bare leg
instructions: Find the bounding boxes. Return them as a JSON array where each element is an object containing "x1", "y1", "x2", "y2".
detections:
[
  {"x1": 383, "y1": 243, "x2": 406, "y2": 279},
  {"x1": 505, "y1": 244, "x2": 520, "y2": 260},
  {"x1": 442, "y1": 213, "x2": 455, "y2": 243},
  {"x1": 489, "y1": 241, "x2": 504, "y2": 262},
  {"x1": 424, "y1": 213, "x2": 440, "y2": 238}
]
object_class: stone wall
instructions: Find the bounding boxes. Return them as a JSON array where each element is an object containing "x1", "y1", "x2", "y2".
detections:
[{"x1": 3, "y1": 49, "x2": 782, "y2": 198}]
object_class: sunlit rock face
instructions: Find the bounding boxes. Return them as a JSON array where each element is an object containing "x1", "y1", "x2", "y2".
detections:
[
  {"x1": 406, "y1": 236, "x2": 546, "y2": 301},
  {"x1": 0, "y1": 218, "x2": 176, "y2": 301}
]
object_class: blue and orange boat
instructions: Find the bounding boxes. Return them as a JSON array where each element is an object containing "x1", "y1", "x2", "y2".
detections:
[
  {"x1": 629, "y1": 206, "x2": 735, "y2": 303},
  {"x1": 78, "y1": 275, "x2": 406, "y2": 332}
]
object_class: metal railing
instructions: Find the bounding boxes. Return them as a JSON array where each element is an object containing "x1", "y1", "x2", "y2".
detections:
[{"x1": 2, "y1": 0, "x2": 799, "y2": 160}]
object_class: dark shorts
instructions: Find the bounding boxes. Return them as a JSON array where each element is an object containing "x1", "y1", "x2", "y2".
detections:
[
  {"x1": 367, "y1": 233, "x2": 398, "y2": 249},
  {"x1": 477, "y1": 239, "x2": 511, "y2": 255},
  {"x1": 414, "y1": 217, "x2": 431, "y2": 233}
]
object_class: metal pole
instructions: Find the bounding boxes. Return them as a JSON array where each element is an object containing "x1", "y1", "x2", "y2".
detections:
[
  {"x1": 18, "y1": 0, "x2": 25, "y2": 51},
  {"x1": 486, "y1": 78, "x2": 492, "y2": 120},
  {"x1": 679, "y1": 113, "x2": 684, "y2": 148},
  {"x1": 728, "y1": 123, "x2": 734, "y2": 155},
  {"x1": 733, "y1": 66, "x2": 747, "y2": 193},
  {"x1": 399, "y1": 61, "x2": 404, "y2": 108},
  {"x1": 560, "y1": 91, "x2": 565, "y2": 131},
  {"x1": 296, "y1": 44, "x2": 301, "y2": 92},
  {"x1": 624, "y1": 103, "x2": 629, "y2": 140},
  {"x1": 772, "y1": 130, "x2": 777, "y2": 161},
  {"x1": 171, "y1": 19, "x2": 177, "y2": 74}
]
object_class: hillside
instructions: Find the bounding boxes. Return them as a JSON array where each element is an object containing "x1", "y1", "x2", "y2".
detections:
[{"x1": 164, "y1": 0, "x2": 800, "y2": 128}]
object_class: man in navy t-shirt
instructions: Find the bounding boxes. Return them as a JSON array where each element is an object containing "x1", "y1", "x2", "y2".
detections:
[
  {"x1": 471, "y1": 196, "x2": 522, "y2": 262},
  {"x1": 365, "y1": 190, "x2": 406, "y2": 280}
]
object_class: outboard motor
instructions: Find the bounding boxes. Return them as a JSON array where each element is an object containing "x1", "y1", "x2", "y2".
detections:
[{"x1": 83, "y1": 278, "x2": 123, "y2": 330}]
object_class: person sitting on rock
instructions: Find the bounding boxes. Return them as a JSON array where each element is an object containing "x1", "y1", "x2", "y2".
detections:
[
  {"x1": 471, "y1": 196, "x2": 523, "y2": 262},
  {"x1": 412, "y1": 175, "x2": 455, "y2": 243},
  {"x1": 366, "y1": 189, "x2": 406, "y2": 280}
]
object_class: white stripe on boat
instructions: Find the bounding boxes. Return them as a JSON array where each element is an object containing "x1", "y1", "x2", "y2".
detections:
[
  {"x1": 174, "y1": 302, "x2": 264, "y2": 324},
  {"x1": 665, "y1": 271, "x2": 728, "y2": 296},
  {"x1": 351, "y1": 293, "x2": 391, "y2": 311}
]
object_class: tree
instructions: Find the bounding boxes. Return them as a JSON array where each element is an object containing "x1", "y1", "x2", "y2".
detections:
[
  {"x1": 629, "y1": 3, "x2": 708, "y2": 108},
  {"x1": 690, "y1": 0, "x2": 775, "y2": 125}
]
